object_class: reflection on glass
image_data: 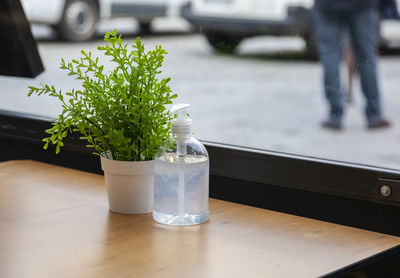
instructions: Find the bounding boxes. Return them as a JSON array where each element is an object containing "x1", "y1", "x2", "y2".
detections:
[{"x1": 1, "y1": 0, "x2": 400, "y2": 170}]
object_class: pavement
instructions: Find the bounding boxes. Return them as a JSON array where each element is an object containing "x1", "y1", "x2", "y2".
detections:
[{"x1": 1, "y1": 18, "x2": 399, "y2": 171}]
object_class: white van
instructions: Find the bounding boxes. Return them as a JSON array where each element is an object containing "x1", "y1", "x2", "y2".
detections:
[
  {"x1": 182, "y1": 0, "x2": 400, "y2": 54},
  {"x1": 21, "y1": 0, "x2": 187, "y2": 41}
]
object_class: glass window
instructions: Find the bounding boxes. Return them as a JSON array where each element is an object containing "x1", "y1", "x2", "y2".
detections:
[{"x1": 1, "y1": 0, "x2": 400, "y2": 170}]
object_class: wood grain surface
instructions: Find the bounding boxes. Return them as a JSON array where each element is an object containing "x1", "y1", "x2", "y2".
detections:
[{"x1": 0, "y1": 160, "x2": 399, "y2": 278}]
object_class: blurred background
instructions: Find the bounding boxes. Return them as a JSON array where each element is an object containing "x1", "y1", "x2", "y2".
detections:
[{"x1": 1, "y1": 0, "x2": 400, "y2": 169}]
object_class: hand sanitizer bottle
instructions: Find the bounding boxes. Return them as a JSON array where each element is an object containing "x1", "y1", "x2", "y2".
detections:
[{"x1": 153, "y1": 104, "x2": 209, "y2": 225}]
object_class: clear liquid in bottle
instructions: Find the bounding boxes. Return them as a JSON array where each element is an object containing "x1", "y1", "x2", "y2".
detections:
[{"x1": 153, "y1": 153, "x2": 209, "y2": 225}]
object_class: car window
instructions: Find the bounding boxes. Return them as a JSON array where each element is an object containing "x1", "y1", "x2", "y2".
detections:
[{"x1": 1, "y1": 0, "x2": 400, "y2": 170}]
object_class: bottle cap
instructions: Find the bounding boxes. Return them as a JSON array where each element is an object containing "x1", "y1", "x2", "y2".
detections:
[{"x1": 171, "y1": 104, "x2": 192, "y2": 135}]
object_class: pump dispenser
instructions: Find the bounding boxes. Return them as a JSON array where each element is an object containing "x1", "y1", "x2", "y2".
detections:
[{"x1": 153, "y1": 104, "x2": 209, "y2": 225}]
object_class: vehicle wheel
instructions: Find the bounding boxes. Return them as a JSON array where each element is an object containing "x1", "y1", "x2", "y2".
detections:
[
  {"x1": 378, "y1": 38, "x2": 391, "y2": 54},
  {"x1": 139, "y1": 22, "x2": 152, "y2": 34},
  {"x1": 303, "y1": 33, "x2": 319, "y2": 60},
  {"x1": 205, "y1": 32, "x2": 242, "y2": 53},
  {"x1": 56, "y1": 0, "x2": 99, "y2": 41}
]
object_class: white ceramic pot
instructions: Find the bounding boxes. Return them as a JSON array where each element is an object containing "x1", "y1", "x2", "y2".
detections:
[{"x1": 100, "y1": 156, "x2": 154, "y2": 214}]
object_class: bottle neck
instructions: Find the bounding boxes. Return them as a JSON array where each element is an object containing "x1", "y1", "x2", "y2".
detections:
[
  {"x1": 173, "y1": 133, "x2": 191, "y2": 141},
  {"x1": 174, "y1": 133, "x2": 190, "y2": 157}
]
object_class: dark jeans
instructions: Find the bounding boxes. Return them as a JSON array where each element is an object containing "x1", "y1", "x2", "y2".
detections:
[{"x1": 314, "y1": 8, "x2": 383, "y2": 125}]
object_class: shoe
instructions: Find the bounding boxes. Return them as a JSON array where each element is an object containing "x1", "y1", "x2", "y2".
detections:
[
  {"x1": 322, "y1": 120, "x2": 342, "y2": 130},
  {"x1": 368, "y1": 118, "x2": 391, "y2": 129}
]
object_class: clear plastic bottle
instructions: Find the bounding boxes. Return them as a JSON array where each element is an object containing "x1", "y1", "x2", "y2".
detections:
[{"x1": 153, "y1": 104, "x2": 209, "y2": 225}]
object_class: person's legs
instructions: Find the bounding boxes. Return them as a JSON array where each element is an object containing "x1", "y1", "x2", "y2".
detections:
[
  {"x1": 314, "y1": 11, "x2": 345, "y2": 126},
  {"x1": 349, "y1": 9, "x2": 385, "y2": 125},
  {"x1": 344, "y1": 44, "x2": 355, "y2": 103}
]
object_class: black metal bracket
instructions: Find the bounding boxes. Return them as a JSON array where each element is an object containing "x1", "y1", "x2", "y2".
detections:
[{"x1": 0, "y1": 0, "x2": 44, "y2": 77}]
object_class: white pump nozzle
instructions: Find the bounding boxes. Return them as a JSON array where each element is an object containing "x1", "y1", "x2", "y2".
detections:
[{"x1": 171, "y1": 104, "x2": 192, "y2": 136}]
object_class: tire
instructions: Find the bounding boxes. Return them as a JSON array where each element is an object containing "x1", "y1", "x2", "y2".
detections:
[
  {"x1": 139, "y1": 22, "x2": 152, "y2": 34},
  {"x1": 56, "y1": 0, "x2": 99, "y2": 41},
  {"x1": 303, "y1": 33, "x2": 319, "y2": 60},
  {"x1": 204, "y1": 32, "x2": 242, "y2": 54},
  {"x1": 378, "y1": 38, "x2": 391, "y2": 54}
]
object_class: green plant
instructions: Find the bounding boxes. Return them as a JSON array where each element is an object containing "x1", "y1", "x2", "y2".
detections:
[{"x1": 28, "y1": 30, "x2": 177, "y2": 161}]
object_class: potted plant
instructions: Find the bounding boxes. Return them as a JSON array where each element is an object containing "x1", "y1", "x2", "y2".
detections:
[{"x1": 28, "y1": 30, "x2": 177, "y2": 214}]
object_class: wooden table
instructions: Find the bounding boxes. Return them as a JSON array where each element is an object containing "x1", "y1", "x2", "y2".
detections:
[{"x1": 0, "y1": 160, "x2": 399, "y2": 278}]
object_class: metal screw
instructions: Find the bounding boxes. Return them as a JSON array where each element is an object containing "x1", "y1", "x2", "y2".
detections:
[{"x1": 380, "y1": 185, "x2": 392, "y2": 197}]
